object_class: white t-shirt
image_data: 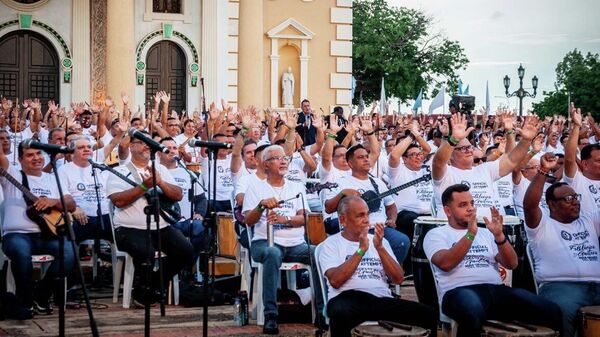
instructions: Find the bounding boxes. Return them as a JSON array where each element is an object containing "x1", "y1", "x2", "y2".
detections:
[
  {"x1": 58, "y1": 162, "x2": 110, "y2": 216},
  {"x1": 388, "y1": 163, "x2": 432, "y2": 214},
  {"x1": 433, "y1": 161, "x2": 503, "y2": 218},
  {"x1": 106, "y1": 162, "x2": 177, "y2": 230},
  {"x1": 231, "y1": 161, "x2": 256, "y2": 186},
  {"x1": 494, "y1": 174, "x2": 514, "y2": 208},
  {"x1": 319, "y1": 233, "x2": 397, "y2": 300},
  {"x1": 318, "y1": 163, "x2": 351, "y2": 220},
  {"x1": 168, "y1": 166, "x2": 204, "y2": 220},
  {"x1": 174, "y1": 133, "x2": 197, "y2": 158},
  {"x1": 325, "y1": 175, "x2": 394, "y2": 225},
  {"x1": 512, "y1": 178, "x2": 549, "y2": 219},
  {"x1": 234, "y1": 173, "x2": 264, "y2": 201},
  {"x1": 1, "y1": 165, "x2": 64, "y2": 234},
  {"x1": 424, "y1": 225, "x2": 502, "y2": 303},
  {"x1": 525, "y1": 209, "x2": 600, "y2": 284},
  {"x1": 242, "y1": 179, "x2": 308, "y2": 247},
  {"x1": 563, "y1": 170, "x2": 600, "y2": 215},
  {"x1": 201, "y1": 155, "x2": 233, "y2": 201},
  {"x1": 285, "y1": 152, "x2": 307, "y2": 184}
]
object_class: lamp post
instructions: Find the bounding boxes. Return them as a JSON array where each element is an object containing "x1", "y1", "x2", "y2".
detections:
[{"x1": 503, "y1": 64, "x2": 538, "y2": 116}]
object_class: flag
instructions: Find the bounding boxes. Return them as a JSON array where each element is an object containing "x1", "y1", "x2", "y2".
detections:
[
  {"x1": 428, "y1": 87, "x2": 445, "y2": 114},
  {"x1": 464, "y1": 85, "x2": 470, "y2": 95},
  {"x1": 412, "y1": 89, "x2": 423, "y2": 113},
  {"x1": 351, "y1": 76, "x2": 356, "y2": 99},
  {"x1": 458, "y1": 80, "x2": 464, "y2": 95},
  {"x1": 379, "y1": 78, "x2": 386, "y2": 115},
  {"x1": 357, "y1": 91, "x2": 365, "y2": 115},
  {"x1": 485, "y1": 81, "x2": 490, "y2": 113}
]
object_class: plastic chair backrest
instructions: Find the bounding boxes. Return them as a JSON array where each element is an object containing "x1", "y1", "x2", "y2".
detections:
[
  {"x1": 314, "y1": 242, "x2": 329, "y2": 319},
  {"x1": 525, "y1": 243, "x2": 539, "y2": 294}
]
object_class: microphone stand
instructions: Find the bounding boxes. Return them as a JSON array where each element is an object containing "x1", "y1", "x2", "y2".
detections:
[
  {"x1": 49, "y1": 153, "x2": 99, "y2": 337},
  {"x1": 90, "y1": 163, "x2": 105, "y2": 287},
  {"x1": 300, "y1": 193, "x2": 325, "y2": 337}
]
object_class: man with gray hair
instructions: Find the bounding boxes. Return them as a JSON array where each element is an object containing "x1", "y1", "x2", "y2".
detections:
[
  {"x1": 243, "y1": 144, "x2": 324, "y2": 334},
  {"x1": 319, "y1": 196, "x2": 437, "y2": 337}
]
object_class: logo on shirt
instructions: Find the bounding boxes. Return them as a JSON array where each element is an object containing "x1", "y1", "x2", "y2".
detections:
[
  {"x1": 561, "y1": 230, "x2": 572, "y2": 241},
  {"x1": 589, "y1": 185, "x2": 598, "y2": 194},
  {"x1": 77, "y1": 183, "x2": 86, "y2": 191},
  {"x1": 461, "y1": 181, "x2": 471, "y2": 188}
]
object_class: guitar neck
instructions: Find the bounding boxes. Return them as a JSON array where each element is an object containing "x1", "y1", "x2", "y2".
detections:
[
  {"x1": 378, "y1": 174, "x2": 431, "y2": 199},
  {"x1": 0, "y1": 167, "x2": 39, "y2": 203}
]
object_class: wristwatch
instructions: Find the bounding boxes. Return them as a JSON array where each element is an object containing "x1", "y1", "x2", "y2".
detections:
[{"x1": 285, "y1": 216, "x2": 291, "y2": 224}]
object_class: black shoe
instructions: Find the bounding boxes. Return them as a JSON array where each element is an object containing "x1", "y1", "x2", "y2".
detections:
[
  {"x1": 314, "y1": 314, "x2": 329, "y2": 331},
  {"x1": 263, "y1": 314, "x2": 279, "y2": 334},
  {"x1": 132, "y1": 287, "x2": 157, "y2": 308},
  {"x1": 32, "y1": 299, "x2": 53, "y2": 315}
]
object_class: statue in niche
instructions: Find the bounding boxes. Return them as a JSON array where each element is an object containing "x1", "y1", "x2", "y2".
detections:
[{"x1": 281, "y1": 66, "x2": 295, "y2": 108}]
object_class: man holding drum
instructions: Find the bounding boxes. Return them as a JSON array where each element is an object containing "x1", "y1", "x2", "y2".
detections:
[
  {"x1": 319, "y1": 196, "x2": 437, "y2": 337},
  {"x1": 425, "y1": 184, "x2": 562, "y2": 337},
  {"x1": 524, "y1": 152, "x2": 600, "y2": 337}
]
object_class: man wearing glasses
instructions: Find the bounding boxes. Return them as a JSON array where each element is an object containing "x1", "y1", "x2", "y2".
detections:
[
  {"x1": 523, "y1": 152, "x2": 600, "y2": 337},
  {"x1": 431, "y1": 113, "x2": 539, "y2": 218}
]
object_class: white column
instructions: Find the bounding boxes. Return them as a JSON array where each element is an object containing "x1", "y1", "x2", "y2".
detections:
[
  {"x1": 72, "y1": 0, "x2": 91, "y2": 102},
  {"x1": 270, "y1": 38, "x2": 279, "y2": 107},
  {"x1": 201, "y1": 0, "x2": 228, "y2": 105},
  {"x1": 300, "y1": 39, "x2": 309, "y2": 101}
]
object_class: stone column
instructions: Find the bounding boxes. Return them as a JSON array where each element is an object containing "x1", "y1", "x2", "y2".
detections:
[
  {"x1": 106, "y1": 0, "x2": 135, "y2": 106},
  {"x1": 201, "y1": 0, "x2": 229, "y2": 106},
  {"x1": 238, "y1": 0, "x2": 264, "y2": 107},
  {"x1": 72, "y1": 0, "x2": 91, "y2": 102}
]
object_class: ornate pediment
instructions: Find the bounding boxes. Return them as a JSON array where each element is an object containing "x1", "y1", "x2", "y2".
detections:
[{"x1": 267, "y1": 18, "x2": 315, "y2": 40}]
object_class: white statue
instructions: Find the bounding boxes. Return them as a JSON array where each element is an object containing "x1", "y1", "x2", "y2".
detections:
[{"x1": 281, "y1": 66, "x2": 295, "y2": 108}]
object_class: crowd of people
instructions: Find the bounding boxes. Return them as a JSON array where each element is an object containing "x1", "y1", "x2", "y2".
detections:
[{"x1": 0, "y1": 92, "x2": 599, "y2": 337}]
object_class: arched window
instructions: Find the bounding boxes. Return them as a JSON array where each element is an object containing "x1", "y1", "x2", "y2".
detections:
[{"x1": 153, "y1": 0, "x2": 181, "y2": 14}]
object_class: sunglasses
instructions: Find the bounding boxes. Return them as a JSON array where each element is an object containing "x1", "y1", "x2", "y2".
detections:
[{"x1": 474, "y1": 157, "x2": 487, "y2": 164}]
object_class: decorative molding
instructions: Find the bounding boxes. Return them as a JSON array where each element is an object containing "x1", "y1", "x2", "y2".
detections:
[
  {"x1": 0, "y1": 0, "x2": 50, "y2": 11},
  {"x1": 135, "y1": 29, "x2": 199, "y2": 64},
  {"x1": 0, "y1": 19, "x2": 71, "y2": 58},
  {"x1": 143, "y1": 0, "x2": 192, "y2": 23},
  {"x1": 267, "y1": 18, "x2": 315, "y2": 40},
  {"x1": 91, "y1": 0, "x2": 107, "y2": 104}
]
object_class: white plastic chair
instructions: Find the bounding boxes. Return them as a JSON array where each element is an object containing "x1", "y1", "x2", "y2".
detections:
[
  {"x1": 525, "y1": 243, "x2": 539, "y2": 294},
  {"x1": 314, "y1": 242, "x2": 329, "y2": 325},
  {"x1": 6, "y1": 254, "x2": 67, "y2": 306},
  {"x1": 429, "y1": 261, "x2": 458, "y2": 337}
]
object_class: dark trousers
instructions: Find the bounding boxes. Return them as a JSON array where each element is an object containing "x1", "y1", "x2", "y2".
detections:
[
  {"x1": 73, "y1": 214, "x2": 114, "y2": 243},
  {"x1": 114, "y1": 226, "x2": 194, "y2": 290},
  {"x1": 207, "y1": 200, "x2": 231, "y2": 214},
  {"x1": 395, "y1": 210, "x2": 421, "y2": 272},
  {"x1": 327, "y1": 290, "x2": 437, "y2": 337},
  {"x1": 442, "y1": 283, "x2": 563, "y2": 337}
]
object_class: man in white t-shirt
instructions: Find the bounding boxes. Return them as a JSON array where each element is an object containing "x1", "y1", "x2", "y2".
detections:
[
  {"x1": 319, "y1": 196, "x2": 437, "y2": 337},
  {"x1": 200, "y1": 133, "x2": 234, "y2": 212},
  {"x1": 432, "y1": 113, "x2": 539, "y2": 218},
  {"x1": 107, "y1": 130, "x2": 193, "y2": 306},
  {"x1": 324, "y1": 144, "x2": 410, "y2": 263},
  {"x1": 524, "y1": 153, "x2": 600, "y2": 337},
  {"x1": 57, "y1": 136, "x2": 113, "y2": 244},
  {"x1": 563, "y1": 108, "x2": 600, "y2": 214},
  {"x1": 0, "y1": 140, "x2": 77, "y2": 317},
  {"x1": 425, "y1": 184, "x2": 562, "y2": 337},
  {"x1": 243, "y1": 145, "x2": 323, "y2": 334}
]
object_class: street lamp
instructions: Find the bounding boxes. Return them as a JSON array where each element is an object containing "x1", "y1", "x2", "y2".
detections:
[{"x1": 503, "y1": 64, "x2": 538, "y2": 116}]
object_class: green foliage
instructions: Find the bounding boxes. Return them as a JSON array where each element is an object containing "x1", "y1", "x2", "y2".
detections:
[
  {"x1": 352, "y1": 0, "x2": 468, "y2": 104},
  {"x1": 533, "y1": 49, "x2": 600, "y2": 119}
]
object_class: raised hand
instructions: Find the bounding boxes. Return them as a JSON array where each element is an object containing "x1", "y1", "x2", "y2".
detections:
[
  {"x1": 439, "y1": 118, "x2": 450, "y2": 136},
  {"x1": 121, "y1": 91, "x2": 129, "y2": 105},
  {"x1": 312, "y1": 114, "x2": 324, "y2": 130},
  {"x1": 359, "y1": 116, "x2": 374, "y2": 134},
  {"x1": 104, "y1": 97, "x2": 114, "y2": 108},
  {"x1": 154, "y1": 92, "x2": 162, "y2": 104},
  {"x1": 502, "y1": 110, "x2": 517, "y2": 131},
  {"x1": 47, "y1": 100, "x2": 58, "y2": 113},
  {"x1": 532, "y1": 133, "x2": 544, "y2": 153},
  {"x1": 373, "y1": 222, "x2": 384, "y2": 250},
  {"x1": 516, "y1": 115, "x2": 540, "y2": 141},
  {"x1": 450, "y1": 113, "x2": 474, "y2": 140},
  {"x1": 283, "y1": 109, "x2": 298, "y2": 130},
  {"x1": 572, "y1": 107, "x2": 582, "y2": 128},
  {"x1": 540, "y1": 152, "x2": 558, "y2": 172},
  {"x1": 160, "y1": 92, "x2": 171, "y2": 104},
  {"x1": 329, "y1": 114, "x2": 342, "y2": 133},
  {"x1": 483, "y1": 206, "x2": 504, "y2": 238}
]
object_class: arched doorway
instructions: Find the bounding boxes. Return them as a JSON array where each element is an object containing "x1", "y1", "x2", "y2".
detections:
[
  {"x1": 145, "y1": 40, "x2": 186, "y2": 114},
  {"x1": 0, "y1": 30, "x2": 59, "y2": 111}
]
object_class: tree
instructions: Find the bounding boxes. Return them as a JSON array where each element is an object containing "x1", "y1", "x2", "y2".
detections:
[
  {"x1": 353, "y1": 0, "x2": 468, "y2": 104},
  {"x1": 533, "y1": 49, "x2": 600, "y2": 119}
]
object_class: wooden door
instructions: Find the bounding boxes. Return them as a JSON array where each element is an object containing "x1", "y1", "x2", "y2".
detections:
[
  {"x1": 145, "y1": 40, "x2": 186, "y2": 114},
  {"x1": 0, "y1": 30, "x2": 60, "y2": 111}
]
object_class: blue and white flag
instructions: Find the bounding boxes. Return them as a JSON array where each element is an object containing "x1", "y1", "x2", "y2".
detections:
[
  {"x1": 458, "y1": 80, "x2": 464, "y2": 95},
  {"x1": 428, "y1": 87, "x2": 445, "y2": 114},
  {"x1": 358, "y1": 91, "x2": 365, "y2": 115},
  {"x1": 351, "y1": 76, "x2": 357, "y2": 99},
  {"x1": 379, "y1": 78, "x2": 386, "y2": 115},
  {"x1": 464, "y1": 85, "x2": 470, "y2": 95},
  {"x1": 412, "y1": 89, "x2": 423, "y2": 112}
]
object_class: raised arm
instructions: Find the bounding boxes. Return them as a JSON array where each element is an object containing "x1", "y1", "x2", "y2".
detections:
[
  {"x1": 523, "y1": 153, "x2": 557, "y2": 229},
  {"x1": 430, "y1": 216, "x2": 479, "y2": 272},
  {"x1": 432, "y1": 114, "x2": 474, "y2": 180},
  {"x1": 498, "y1": 115, "x2": 540, "y2": 177},
  {"x1": 564, "y1": 106, "x2": 582, "y2": 179}
]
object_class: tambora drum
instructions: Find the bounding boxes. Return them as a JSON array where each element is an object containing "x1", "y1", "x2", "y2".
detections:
[
  {"x1": 351, "y1": 322, "x2": 429, "y2": 337},
  {"x1": 579, "y1": 306, "x2": 600, "y2": 337},
  {"x1": 481, "y1": 321, "x2": 558, "y2": 336},
  {"x1": 307, "y1": 212, "x2": 327, "y2": 245},
  {"x1": 217, "y1": 212, "x2": 238, "y2": 258},
  {"x1": 412, "y1": 217, "x2": 448, "y2": 309}
]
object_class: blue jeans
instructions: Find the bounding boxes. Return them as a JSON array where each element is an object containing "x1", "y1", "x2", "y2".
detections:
[
  {"x1": 2, "y1": 233, "x2": 75, "y2": 307},
  {"x1": 172, "y1": 219, "x2": 205, "y2": 263},
  {"x1": 250, "y1": 239, "x2": 324, "y2": 319},
  {"x1": 368, "y1": 227, "x2": 410, "y2": 263},
  {"x1": 442, "y1": 283, "x2": 562, "y2": 337},
  {"x1": 538, "y1": 281, "x2": 600, "y2": 337}
]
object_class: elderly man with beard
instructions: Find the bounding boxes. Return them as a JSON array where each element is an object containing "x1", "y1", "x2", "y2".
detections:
[
  {"x1": 106, "y1": 130, "x2": 193, "y2": 305},
  {"x1": 243, "y1": 144, "x2": 324, "y2": 334}
]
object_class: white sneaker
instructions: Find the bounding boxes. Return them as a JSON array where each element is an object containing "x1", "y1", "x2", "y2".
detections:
[{"x1": 293, "y1": 288, "x2": 312, "y2": 306}]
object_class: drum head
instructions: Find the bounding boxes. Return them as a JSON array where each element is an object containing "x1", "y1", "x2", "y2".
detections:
[
  {"x1": 351, "y1": 324, "x2": 429, "y2": 337},
  {"x1": 414, "y1": 216, "x2": 447, "y2": 225},
  {"x1": 482, "y1": 324, "x2": 557, "y2": 336},
  {"x1": 580, "y1": 306, "x2": 600, "y2": 319}
]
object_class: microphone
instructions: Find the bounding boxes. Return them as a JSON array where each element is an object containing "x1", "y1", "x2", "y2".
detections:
[
  {"x1": 128, "y1": 128, "x2": 170, "y2": 153},
  {"x1": 87, "y1": 158, "x2": 107, "y2": 171},
  {"x1": 23, "y1": 139, "x2": 74, "y2": 154},
  {"x1": 187, "y1": 138, "x2": 233, "y2": 150}
]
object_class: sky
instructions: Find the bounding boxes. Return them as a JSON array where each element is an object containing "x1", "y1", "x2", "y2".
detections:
[{"x1": 385, "y1": 0, "x2": 600, "y2": 114}]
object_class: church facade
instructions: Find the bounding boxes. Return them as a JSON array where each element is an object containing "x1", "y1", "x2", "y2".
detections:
[{"x1": 0, "y1": 0, "x2": 353, "y2": 113}]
